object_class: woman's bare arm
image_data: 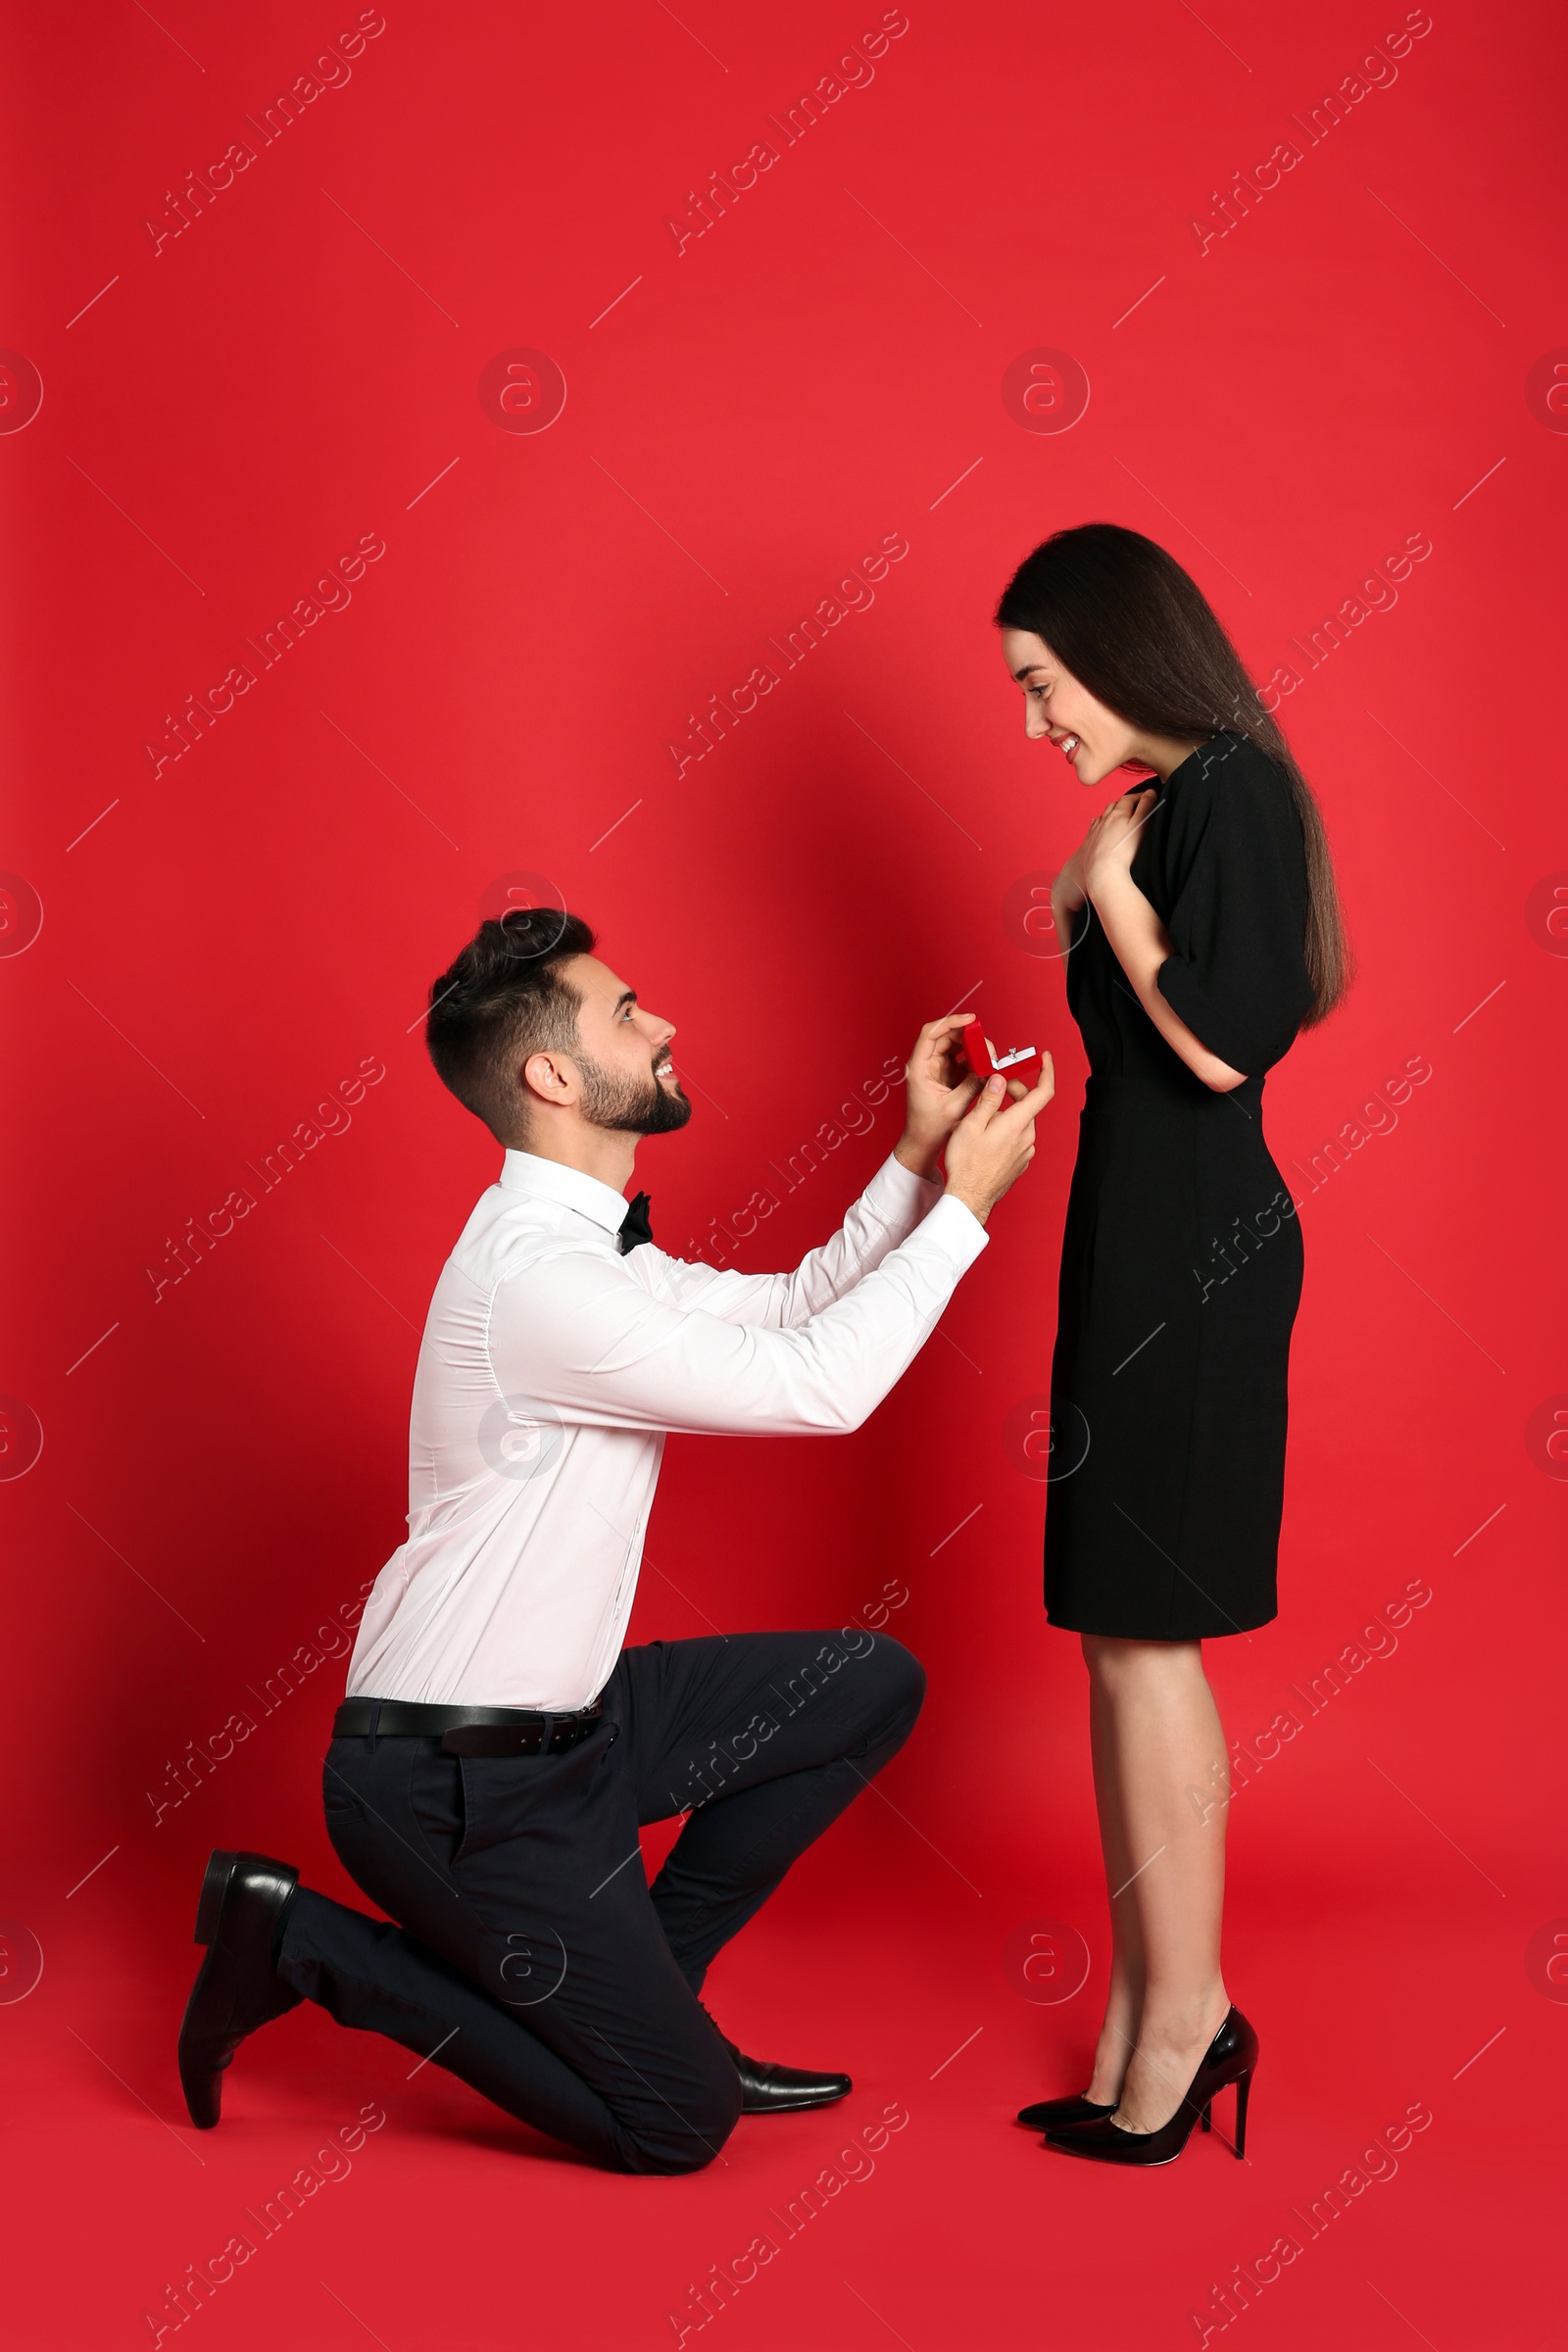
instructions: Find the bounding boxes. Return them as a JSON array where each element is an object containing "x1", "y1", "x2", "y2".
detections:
[{"x1": 1083, "y1": 788, "x2": 1248, "y2": 1094}]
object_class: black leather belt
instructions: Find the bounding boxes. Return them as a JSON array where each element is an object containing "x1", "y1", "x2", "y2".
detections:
[{"x1": 332, "y1": 1696, "x2": 605, "y2": 1756}]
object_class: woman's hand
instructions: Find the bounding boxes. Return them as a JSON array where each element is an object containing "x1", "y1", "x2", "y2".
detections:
[
  {"x1": 1083, "y1": 784, "x2": 1157, "y2": 901},
  {"x1": 894, "y1": 1013, "x2": 985, "y2": 1179}
]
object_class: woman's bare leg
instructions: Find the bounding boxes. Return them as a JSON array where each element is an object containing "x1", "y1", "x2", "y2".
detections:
[
  {"x1": 1084, "y1": 1635, "x2": 1232, "y2": 2133},
  {"x1": 1084, "y1": 1638, "x2": 1144, "y2": 2103}
]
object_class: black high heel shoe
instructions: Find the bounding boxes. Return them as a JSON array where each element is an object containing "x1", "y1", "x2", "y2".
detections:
[
  {"x1": 1045, "y1": 2007, "x2": 1257, "y2": 2166},
  {"x1": 1015, "y1": 2090, "x2": 1116, "y2": 2130}
]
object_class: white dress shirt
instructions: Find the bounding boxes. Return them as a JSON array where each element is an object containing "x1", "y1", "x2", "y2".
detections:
[{"x1": 345, "y1": 1149, "x2": 988, "y2": 1709}]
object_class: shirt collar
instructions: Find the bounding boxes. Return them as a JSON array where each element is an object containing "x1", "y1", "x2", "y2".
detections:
[{"x1": 498, "y1": 1149, "x2": 634, "y2": 1240}]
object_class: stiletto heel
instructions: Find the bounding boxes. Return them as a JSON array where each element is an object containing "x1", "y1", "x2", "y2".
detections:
[
  {"x1": 1046, "y1": 2007, "x2": 1259, "y2": 2168},
  {"x1": 1200, "y1": 2099, "x2": 1211, "y2": 2132},
  {"x1": 1233, "y1": 2068, "x2": 1252, "y2": 2159}
]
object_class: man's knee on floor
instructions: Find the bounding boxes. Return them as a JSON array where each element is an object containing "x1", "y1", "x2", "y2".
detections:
[
  {"x1": 617, "y1": 2058, "x2": 743, "y2": 2177},
  {"x1": 625, "y1": 2127, "x2": 728, "y2": 2178}
]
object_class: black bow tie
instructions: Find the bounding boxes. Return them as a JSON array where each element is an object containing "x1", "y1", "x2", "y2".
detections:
[{"x1": 618, "y1": 1191, "x2": 654, "y2": 1254}]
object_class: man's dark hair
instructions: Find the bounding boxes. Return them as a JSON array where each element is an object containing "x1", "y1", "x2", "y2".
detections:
[{"x1": 425, "y1": 907, "x2": 597, "y2": 1142}]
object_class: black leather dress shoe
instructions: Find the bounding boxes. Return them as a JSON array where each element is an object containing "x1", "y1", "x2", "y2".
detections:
[
  {"x1": 177, "y1": 1849, "x2": 303, "y2": 2129},
  {"x1": 1015, "y1": 2090, "x2": 1116, "y2": 2130},
  {"x1": 703, "y1": 2006, "x2": 852, "y2": 2113}
]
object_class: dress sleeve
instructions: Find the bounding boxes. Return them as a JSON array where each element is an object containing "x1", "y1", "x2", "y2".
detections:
[{"x1": 1153, "y1": 744, "x2": 1315, "y2": 1076}]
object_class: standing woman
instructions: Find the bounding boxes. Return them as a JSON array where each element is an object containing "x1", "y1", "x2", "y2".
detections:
[{"x1": 996, "y1": 523, "x2": 1349, "y2": 2166}]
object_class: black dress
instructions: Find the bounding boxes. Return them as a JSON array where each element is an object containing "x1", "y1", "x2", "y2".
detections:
[{"x1": 1044, "y1": 731, "x2": 1315, "y2": 1641}]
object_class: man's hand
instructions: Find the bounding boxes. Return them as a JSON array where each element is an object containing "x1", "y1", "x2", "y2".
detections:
[
  {"x1": 893, "y1": 1013, "x2": 986, "y2": 1180},
  {"x1": 942, "y1": 1058, "x2": 1055, "y2": 1226}
]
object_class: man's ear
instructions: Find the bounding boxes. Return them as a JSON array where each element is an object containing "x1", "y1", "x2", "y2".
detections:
[{"x1": 521, "y1": 1048, "x2": 576, "y2": 1107}]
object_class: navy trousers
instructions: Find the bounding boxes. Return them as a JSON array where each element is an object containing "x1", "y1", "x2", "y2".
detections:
[{"x1": 276, "y1": 1628, "x2": 925, "y2": 2173}]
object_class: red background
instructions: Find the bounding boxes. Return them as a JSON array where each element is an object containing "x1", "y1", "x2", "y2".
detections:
[{"x1": 3, "y1": 2, "x2": 1564, "y2": 2345}]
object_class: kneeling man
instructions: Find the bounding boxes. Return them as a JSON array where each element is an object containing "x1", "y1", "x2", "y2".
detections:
[{"x1": 178, "y1": 906, "x2": 1050, "y2": 2172}]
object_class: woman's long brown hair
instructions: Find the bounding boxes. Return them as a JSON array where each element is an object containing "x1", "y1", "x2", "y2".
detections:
[{"x1": 996, "y1": 521, "x2": 1351, "y2": 1023}]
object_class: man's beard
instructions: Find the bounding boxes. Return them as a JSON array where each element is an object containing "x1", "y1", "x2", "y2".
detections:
[{"x1": 575, "y1": 1050, "x2": 693, "y2": 1137}]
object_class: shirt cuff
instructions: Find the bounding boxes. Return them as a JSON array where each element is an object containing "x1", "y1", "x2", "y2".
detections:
[
  {"x1": 901, "y1": 1190, "x2": 990, "y2": 1273},
  {"x1": 862, "y1": 1150, "x2": 943, "y2": 1227}
]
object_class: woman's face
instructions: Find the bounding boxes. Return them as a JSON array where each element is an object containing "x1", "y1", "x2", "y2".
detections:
[{"x1": 1000, "y1": 628, "x2": 1140, "y2": 790}]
